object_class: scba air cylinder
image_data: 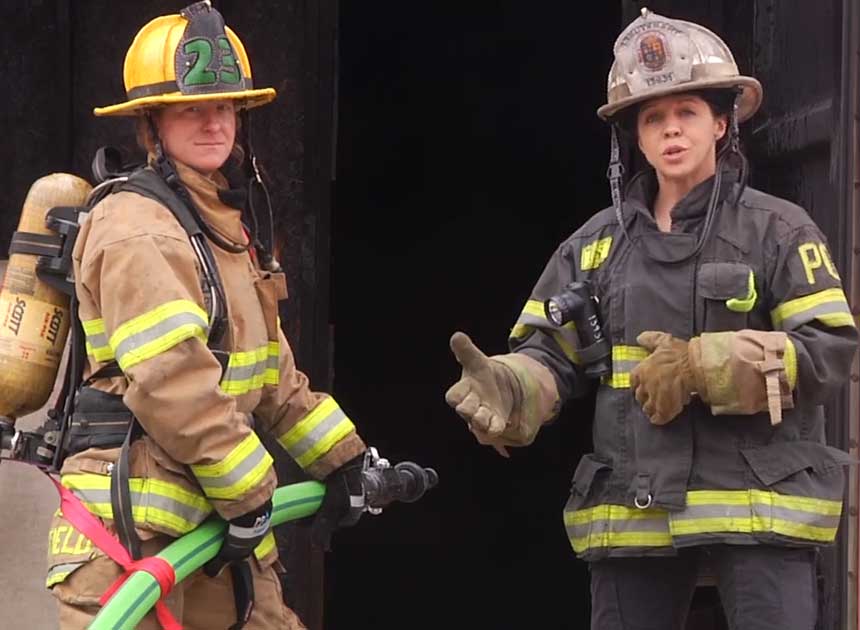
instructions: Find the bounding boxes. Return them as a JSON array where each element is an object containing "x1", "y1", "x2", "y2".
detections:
[{"x1": 0, "y1": 173, "x2": 91, "y2": 419}]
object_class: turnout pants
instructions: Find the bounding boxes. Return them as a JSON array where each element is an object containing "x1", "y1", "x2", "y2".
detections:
[
  {"x1": 50, "y1": 536, "x2": 306, "y2": 630},
  {"x1": 589, "y1": 545, "x2": 818, "y2": 630}
]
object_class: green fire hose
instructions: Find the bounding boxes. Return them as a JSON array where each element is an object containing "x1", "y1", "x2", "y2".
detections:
[
  {"x1": 87, "y1": 450, "x2": 437, "y2": 629},
  {"x1": 88, "y1": 481, "x2": 325, "y2": 630}
]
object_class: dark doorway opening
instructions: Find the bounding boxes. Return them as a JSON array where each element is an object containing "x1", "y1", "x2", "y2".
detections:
[{"x1": 328, "y1": 4, "x2": 619, "y2": 629}]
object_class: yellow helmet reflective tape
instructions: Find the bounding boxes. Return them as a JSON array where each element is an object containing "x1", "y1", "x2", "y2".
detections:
[
  {"x1": 597, "y1": 7, "x2": 762, "y2": 121},
  {"x1": 94, "y1": 2, "x2": 276, "y2": 117}
]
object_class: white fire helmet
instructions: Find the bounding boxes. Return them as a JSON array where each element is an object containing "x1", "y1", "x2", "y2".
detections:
[{"x1": 597, "y1": 8, "x2": 763, "y2": 122}]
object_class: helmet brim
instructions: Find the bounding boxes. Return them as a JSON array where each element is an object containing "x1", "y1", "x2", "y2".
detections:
[
  {"x1": 597, "y1": 76, "x2": 762, "y2": 123},
  {"x1": 93, "y1": 87, "x2": 277, "y2": 117}
]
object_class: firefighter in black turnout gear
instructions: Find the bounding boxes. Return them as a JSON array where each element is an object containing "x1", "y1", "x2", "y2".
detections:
[{"x1": 445, "y1": 8, "x2": 858, "y2": 629}]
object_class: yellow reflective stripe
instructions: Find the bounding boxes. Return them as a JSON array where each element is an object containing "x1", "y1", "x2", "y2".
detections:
[
  {"x1": 510, "y1": 300, "x2": 579, "y2": 363},
  {"x1": 278, "y1": 398, "x2": 357, "y2": 469},
  {"x1": 784, "y1": 338, "x2": 797, "y2": 390},
  {"x1": 748, "y1": 488, "x2": 842, "y2": 515},
  {"x1": 605, "y1": 374, "x2": 631, "y2": 388},
  {"x1": 567, "y1": 488, "x2": 842, "y2": 555},
  {"x1": 686, "y1": 489, "x2": 841, "y2": 514},
  {"x1": 82, "y1": 318, "x2": 115, "y2": 362},
  {"x1": 279, "y1": 398, "x2": 338, "y2": 449},
  {"x1": 581, "y1": 236, "x2": 613, "y2": 271},
  {"x1": 265, "y1": 341, "x2": 279, "y2": 385},
  {"x1": 770, "y1": 288, "x2": 854, "y2": 330},
  {"x1": 612, "y1": 346, "x2": 648, "y2": 361},
  {"x1": 61, "y1": 474, "x2": 212, "y2": 535},
  {"x1": 605, "y1": 345, "x2": 648, "y2": 388},
  {"x1": 522, "y1": 300, "x2": 546, "y2": 318},
  {"x1": 82, "y1": 318, "x2": 106, "y2": 336},
  {"x1": 191, "y1": 432, "x2": 274, "y2": 500},
  {"x1": 726, "y1": 270, "x2": 757, "y2": 313},
  {"x1": 220, "y1": 345, "x2": 269, "y2": 396},
  {"x1": 510, "y1": 323, "x2": 532, "y2": 340},
  {"x1": 46, "y1": 568, "x2": 75, "y2": 588},
  {"x1": 296, "y1": 418, "x2": 355, "y2": 468},
  {"x1": 253, "y1": 531, "x2": 277, "y2": 560},
  {"x1": 564, "y1": 503, "x2": 668, "y2": 525},
  {"x1": 110, "y1": 299, "x2": 210, "y2": 371},
  {"x1": 816, "y1": 312, "x2": 857, "y2": 327},
  {"x1": 219, "y1": 343, "x2": 280, "y2": 394},
  {"x1": 565, "y1": 503, "x2": 672, "y2": 553}
]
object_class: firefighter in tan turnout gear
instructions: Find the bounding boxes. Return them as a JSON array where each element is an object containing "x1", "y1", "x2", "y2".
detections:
[
  {"x1": 446, "y1": 8, "x2": 858, "y2": 629},
  {"x1": 46, "y1": 3, "x2": 366, "y2": 628}
]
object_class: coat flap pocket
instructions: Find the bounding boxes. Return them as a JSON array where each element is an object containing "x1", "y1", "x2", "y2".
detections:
[
  {"x1": 697, "y1": 262, "x2": 752, "y2": 300},
  {"x1": 257, "y1": 272, "x2": 288, "y2": 301},
  {"x1": 741, "y1": 441, "x2": 855, "y2": 486},
  {"x1": 572, "y1": 453, "x2": 612, "y2": 495}
]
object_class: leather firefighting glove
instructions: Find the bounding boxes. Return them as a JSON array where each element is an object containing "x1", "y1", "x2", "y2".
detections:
[
  {"x1": 309, "y1": 454, "x2": 366, "y2": 551},
  {"x1": 629, "y1": 331, "x2": 708, "y2": 425},
  {"x1": 445, "y1": 332, "x2": 560, "y2": 456},
  {"x1": 204, "y1": 499, "x2": 273, "y2": 578}
]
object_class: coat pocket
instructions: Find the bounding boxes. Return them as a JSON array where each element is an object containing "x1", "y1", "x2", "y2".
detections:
[
  {"x1": 568, "y1": 453, "x2": 613, "y2": 509},
  {"x1": 741, "y1": 440, "x2": 854, "y2": 502},
  {"x1": 253, "y1": 272, "x2": 288, "y2": 342},
  {"x1": 697, "y1": 262, "x2": 755, "y2": 331}
]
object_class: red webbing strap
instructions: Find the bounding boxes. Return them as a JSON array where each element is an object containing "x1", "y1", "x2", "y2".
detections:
[{"x1": 48, "y1": 475, "x2": 182, "y2": 630}]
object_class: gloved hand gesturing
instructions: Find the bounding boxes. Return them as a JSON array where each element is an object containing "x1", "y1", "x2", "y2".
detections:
[
  {"x1": 444, "y1": 332, "x2": 523, "y2": 457},
  {"x1": 629, "y1": 331, "x2": 706, "y2": 425},
  {"x1": 204, "y1": 499, "x2": 272, "y2": 578},
  {"x1": 309, "y1": 454, "x2": 365, "y2": 551}
]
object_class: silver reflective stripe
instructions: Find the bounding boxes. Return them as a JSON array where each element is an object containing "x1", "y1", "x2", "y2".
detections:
[
  {"x1": 112, "y1": 311, "x2": 210, "y2": 361},
  {"x1": 46, "y1": 562, "x2": 84, "y2": 583},
  {"x1": 565, "y1": 513, "x2": 669, "y2": 540},
  {"x1": 228, "y1": 518, "x2": 271, "y2": 540},
  {"x1": 286, "y1": 407, "x2": 347, "y2": 462},
  {"x1": 670, "y1": 502, "x2": 841, "y2": 531},
  {"x1": 68, "y1": 486, "x2": 209, "y2": 533},
  {"x1": 86, "y1": 331, "x2": 110, "y2": 350},
  {"x1": 779, "y1": 301, "x2": 853, "y2": 331},
  {"x1": 223, "y1": 360, "x2": 266, "y2": 383},
  {"x1": 516, "y1": 312, "x2": 579, "y2": 351},
  {"x1": 195, "y1": 442, "x2": 270, "y2": 490},
  {"x1": 612, "y1": 359, "x2": 641, "y2": 374}
]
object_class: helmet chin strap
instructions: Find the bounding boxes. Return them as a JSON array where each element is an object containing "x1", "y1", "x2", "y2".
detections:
[
  {"x1": 607, "y1": 87, "x2": 747, "y2": 263},
  {"x1": 239, "y1": 109, "x2": 281, "y2": 273}
]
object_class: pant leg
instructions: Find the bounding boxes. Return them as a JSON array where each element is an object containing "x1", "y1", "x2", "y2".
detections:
[
  {"x1": 710, "y1": 545, "x2": 817, "y2": 630},
  {"x1": 589, "y1": 550, "x2": 700, "y2": 630},
  {"x1": 53, "y1": 538, "x2": 183, "y2": 630},
  {"x1": 182, "y1": 559, "x2": 307, "y2": 630}
]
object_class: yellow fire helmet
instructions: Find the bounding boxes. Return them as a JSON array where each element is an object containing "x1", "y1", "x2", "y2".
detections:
[
  {"x1": 94, "y1": 1, "x2": 276, "y2": 117},
  {"x1": 597, "y1": 7, "x2": 762, "y2": 122}
]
